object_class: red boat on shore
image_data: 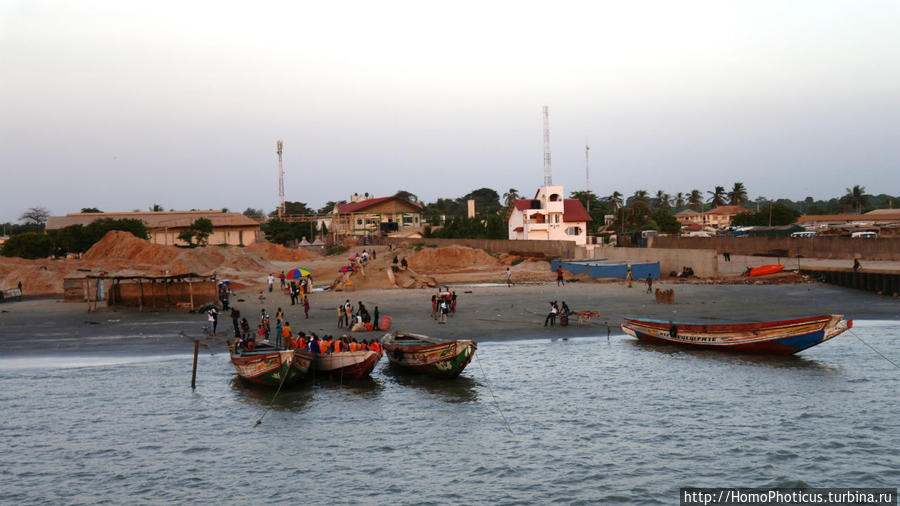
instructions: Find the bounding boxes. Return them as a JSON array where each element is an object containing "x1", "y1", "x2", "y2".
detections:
[
  {"x1": 621, "y1": 315, "x2": 852, "y2": 355},
  {"x1": 746, "y1": 264, "x2": 785, "y2": 277}
]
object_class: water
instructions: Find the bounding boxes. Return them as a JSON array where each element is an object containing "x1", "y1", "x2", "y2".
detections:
[{"x1": 1, "y1": 322, "x2": 898, "y2": 504}]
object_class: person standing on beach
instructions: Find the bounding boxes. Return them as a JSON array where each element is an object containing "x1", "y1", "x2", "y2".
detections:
[
  {"x1": 431, "y1": 294, "x2": 438, "y2": 319},
  {"x1": 438, "y1": 299, "x2": 449, "y2": 324},
  {"x1": 279, "y1": 271, "x2": 286, "y2": 290},
  {"x1": 646, "y1": 274, "x2": 653, "y2": 294},
  {"x1": 626, "y1": 264, "x2": 633, "y2": 288},
  {"x1": 337, "y1": 305, "x2": 344, "y2": 328},
  {"x1": 207, "y1": 306, "x2": 218, "y2": 334},
  {"x1": 853, "y1": 258, "x2": 861, "y2": 271},
  {"x1": 373, "y1": 306, "x2": 380, "y2": 330},
  {"x1": 556, "y1": 266, "x2": 565, "y2": 286},
  {"x1": 231, "y1": 308, "x2": 241, "y2": 338},
  {"x1": 506, "y1": 267, "x2": 513, "y2": 287},
  {"x1": 303, "y1": 295, "x2": 310, "y2": 319},
  {"x1": 267, "y1": 274, "x2": 274, "y2": 292}
]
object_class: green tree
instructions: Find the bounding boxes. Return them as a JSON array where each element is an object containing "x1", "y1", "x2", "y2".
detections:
[
  {"x1": 149, "y1": 204, "x2": 164, "y2": 212},
  {"x1": 503, "y1": 188, "x2": 522, "y2": 208},
  {"x1": 841, "y1": 185, "x2": 869, "y2": 213},
  {"x1": 707, "y1": 186, "x2": 726, "y2": 207},
  {"x1": 462, "y1": 188, "x2": 502, "y2": 216},
  {"x1": 80, "y1": 207, "x2": 102, "y2": 213},
  {"x1": 674, "y1": 192, "x2": 685, "y2": 209},
  {"x1": 570, "y1": 190, "x2": 609, "y2": 233},
  {"x1": 1, "y1": 232, "x2": 54, "y2": 259},
  {"x1": 316, "y1": 201, "x2": 344, "y2": 214},
  {"x1": 688, "y1": 189, "x2": 704, "y2": 211},
  {"x1": 178, "y1": 218, "x2": 213, "y2": 246},
  {"x1": 606, "y1": 191, "x2": 623, "y2": 212},
  {"x1": 394, "y1": 190, "x2": 418, "y2": 203},
  {"x1": 19, "y1": 206, "x2": 50, "y2": 232},
  {"x1": 654, "y1": 190, "x2": 671, "y2": 210},
  {"x1": 730, "y1": 203, "x2": 799, "y2": 226},
  {"x1": 650, "y1": 209, "x2": 682, "y2": 234},
  {"x1": 728, "y1": 182, "x2": 749, "y2": 206},
  {"x1": 242, "y1": 208, "x2": 265, "y2": 219}
]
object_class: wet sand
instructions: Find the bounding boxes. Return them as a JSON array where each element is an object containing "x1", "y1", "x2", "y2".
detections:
[{"x1": 1, "y1": 280, "x2": 897, "y2": 357}]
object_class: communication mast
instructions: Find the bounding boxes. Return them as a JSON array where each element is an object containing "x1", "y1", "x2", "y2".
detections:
[
  {"x1": 276, "y1": 140, "x2": 285, "y2": 218},
  {"x1": 542, "y1": 106, "x2": 552, "y2": 186},
  {"x1": 585, "y1": 140, "x2": 591, "y2": 213}
]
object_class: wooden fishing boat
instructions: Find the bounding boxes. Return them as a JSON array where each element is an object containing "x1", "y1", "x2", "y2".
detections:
[
  {"x1": 747, "y1": 264, "x2": 785, "y2": 276},
  {"x1": 621, "y1": 315, "x2": 851, "y2": 355},
  {"x1": 313, "y1": 350, "x2": 380, "y2": 381},
  {"x1": 381, "y1": 332, "x2": 477, "y2": 378},
  {"x1": 230, "y1": 345, "x2": 315, "y2": 387}
]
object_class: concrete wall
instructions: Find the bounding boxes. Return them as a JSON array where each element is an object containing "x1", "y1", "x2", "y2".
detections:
[
  {"x1": 386, "y1": 237, "x2": 579, "y2": 258},
  {"x1": 584, "y1": 246, "x2": 719, "y2": 278},
  {"x1": 651, "y1": 236, "x2": 900, "y2": 261}
]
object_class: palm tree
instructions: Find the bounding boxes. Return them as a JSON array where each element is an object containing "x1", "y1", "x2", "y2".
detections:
[
  {"x1": 503, "y1": 188, "x2": 521, "y2": 208},
  {"x1": 630, "y1": 190, "x2": 650, "y2": 210},
  {"x1": 707, "y1": 186, "x2": 726, "y2": 207},
  {"x1": 728, "y1": 182, "x2": 748, "y2": 206},
  {"x1": 842, "y1": 185, "x2": 869, "y2": 214},
  {"x1": 607, "y1": 191, "x2": 623, "y2": 212},
  {"x1": 654, "y1": 190, "x2": 671, "y2": 210},
  {"x1": 674, "y1": 192, "x2": 685, "y2": 209},
  {"x1": 688, "y1": 190, "x2": 703, "y2": 211}
]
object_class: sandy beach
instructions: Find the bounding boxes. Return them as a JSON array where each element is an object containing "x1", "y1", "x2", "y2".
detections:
[{"x1": 2, "y1": 279, "x2": 897, "y2": 357}]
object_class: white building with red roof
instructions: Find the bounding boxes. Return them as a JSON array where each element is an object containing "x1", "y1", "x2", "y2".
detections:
[
  {"x1": 506, "y1": 185, "x2": 592, "y2": 245},
  {"x1": 331, "y1": 194, "x2": 424, "y2": 236}
]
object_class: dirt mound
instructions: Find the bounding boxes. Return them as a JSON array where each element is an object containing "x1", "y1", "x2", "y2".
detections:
[
  {"x1": 407, "y1": 246, "x2": 501, "y2": 273},
  {"x1": 83, "y1": 231, "x2": 180, "y2": 265},
  {"x1": 245, "y1": 243, "x2": 321, "y2": 262}
]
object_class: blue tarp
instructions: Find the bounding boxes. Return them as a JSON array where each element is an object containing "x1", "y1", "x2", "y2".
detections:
[{"x1": 551, "y1": 259, "x2": 660, "y2": 280}]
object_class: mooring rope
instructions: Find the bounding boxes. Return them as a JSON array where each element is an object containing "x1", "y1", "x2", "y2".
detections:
[
  {"x1": 254, "y1": 355, "x2": 291, "y2": 427},
  {"x1": 474, "y1": 351, "x2": 513, "y2": 435},
  {"x1": 849, "y1": 329, "x2": 900, "y2": 371}
]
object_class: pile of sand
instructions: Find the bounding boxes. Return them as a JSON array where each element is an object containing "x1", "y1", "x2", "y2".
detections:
[
  {"x1": 245, "y1": 243, "x2": 321, "y2": 262},
  {"x1": 82, "y1": 231, "x2": 179, "y2": 265},
  {"x1": 406, "y1": 246, "x2": 501, "y2": 273}
]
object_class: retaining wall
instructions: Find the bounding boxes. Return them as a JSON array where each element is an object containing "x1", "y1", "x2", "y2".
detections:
[
  {"x1": 652, "y1": 236, "x2": 900, "y2": 261},
  {"x1": 386, "y1": 237, "x2": 578, "y2": 258}
]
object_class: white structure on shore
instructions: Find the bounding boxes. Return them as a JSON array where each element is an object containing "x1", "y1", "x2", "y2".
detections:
[{"x1": 506, "y1": 185, "x2": 592, "y2": 245}]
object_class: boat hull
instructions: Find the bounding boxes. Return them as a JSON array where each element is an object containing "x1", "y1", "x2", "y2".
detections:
[
  {"x1": 621, "y1": 315, "x2": 851, "y2": 355},
  {"x1": 749, "y1": 264, "x2": 784, "y2": 277},
  {"x1": 382, "y1": 333, "x2": 477, "y2": 378},
  {"x1": 230, "y1": 349, "x2": 314, "y2": 387},
  {"x1": 313, "y1": 350, "x2": 380, "y2": 381}
]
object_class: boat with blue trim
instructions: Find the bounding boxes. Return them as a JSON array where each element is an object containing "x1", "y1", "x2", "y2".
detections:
[{"x1": 621, "y1": 315, "x2": 852, "y2": 355}]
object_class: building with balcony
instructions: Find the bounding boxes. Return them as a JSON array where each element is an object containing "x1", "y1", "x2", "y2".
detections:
[
  {"x1": 506, "y1": 185, "x2": 592, "y2": 245},
  {"x1": 332, "y1": 195, "x2": 424, "y2": 237}
]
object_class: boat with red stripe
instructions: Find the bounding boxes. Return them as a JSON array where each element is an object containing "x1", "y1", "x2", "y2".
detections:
[{"x1": 621, "y1": 314, "x2": 852, "y2": 355}]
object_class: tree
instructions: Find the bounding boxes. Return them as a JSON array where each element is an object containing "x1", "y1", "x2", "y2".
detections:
[
  {"x1": 654, "y1": 190, "x2": 671, "y2": 210},
  {"x1": 651, "y1": 209, "x2": 682, "y2": 234},
  {"x1": 178, "y1": 218, "x2": 213, "y2": 246},
  {"x1": 1, "y1": 232, "x2": 54, "y2": 259},
  {"x1": 707, "y1": 186, "x2": 726, "y2": 207},
  {"x1": 221, "y1": 208, "x2": 229, "y2": 213},
  {"x1": 280, "y1": 201, "x2": 314, "y2": 216},
  {"x1": 570, "y1": 190, "x2": 609, "y2": 232},
  {"x1": 80, "y1": 208, "x2": 102, "y2": 213},
  {"x1": 316, "y1": 201, "x2": 345, "y2": 214},
  {"x1": 242, "y1": 208, "x2": 265, "y2": 219},
  {"x1": 728, "y1": 182, "x2": 749, "y2": 206},
  {"x1": 149, "y1": 204, "x2": 164, "y2": 212},
  {"x1": 730, "y1": 203, "x2": 799, "y2": 227},
  {"x1": 674, "y1": 192, "x2": 685, "y2": 209},
  {"x1": 841, "y1": 185, "x2": 869, "y2": 214},
  {"x1": 503, "y1": 188, "x2": 522, "y2": 208},
  {"x1": 461, "y1": 188, "x2": 502, "y2": 216},
  {"x1": 688, "y1": 190, "x2": 703, "y2": 211},
  {"x1": 607, "y1": 191, "x2": 623, "y2": 212},
  {"x1": 20, "y1": 206, "x2": 50, "y2": 231},
  {"x1": 394, "y1": 190, "x2": 418, "y2": 203}
]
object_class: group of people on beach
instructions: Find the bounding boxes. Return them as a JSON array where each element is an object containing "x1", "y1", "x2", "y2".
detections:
[
  {"x1": 337, "y1": 299, "x2": 380, "y2": 331},
  {"x1": 430, "y1": 288, "x2": 457, "y2": 324},
  {"x1": 544, "y1": 300, "x2": 571, "y2": 326}
]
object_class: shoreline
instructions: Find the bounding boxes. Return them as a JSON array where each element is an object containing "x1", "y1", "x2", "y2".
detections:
[{"x1": 1, "y1": 280, "x2": 897, "y2": 358}]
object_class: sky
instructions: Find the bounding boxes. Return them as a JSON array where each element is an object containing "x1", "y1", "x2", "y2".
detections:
[{"x1": 1, "y1": 0, "x2": 899, "y2": 223}]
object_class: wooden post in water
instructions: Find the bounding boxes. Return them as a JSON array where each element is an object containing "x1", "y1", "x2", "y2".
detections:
[{"x1": 191, "y1": 340, "x2": 199, "y2": 389}]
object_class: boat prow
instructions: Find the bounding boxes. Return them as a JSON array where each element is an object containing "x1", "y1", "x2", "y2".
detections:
[
  {"x1": 230, "y1": 346, "x2": 315, "y2": 387},
  {"x1": 313, "y1": 350, "x2": 380, "y2": 381},
  {"x1": 621, "y1": 314, "x2": 852, "y2": 355}
]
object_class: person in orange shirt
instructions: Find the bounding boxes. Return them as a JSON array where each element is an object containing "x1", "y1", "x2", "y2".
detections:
[
  {"x1": 281, "y1": 322, "x2": 293, "y2": 347},
  {"x1": 332, "y1": 338, "x2": 342, "y2": 353}
]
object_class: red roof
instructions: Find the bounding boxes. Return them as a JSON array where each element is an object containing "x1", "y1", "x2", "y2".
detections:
[
  {"x1": 513, "y1": 199, "x2": 534, "y2": 211},
  {"x1": 336, "y1": 196, "x2": 421, "y2": 214},
  {"x1": 563, "y1": 199, "x2": 592, "y2": 222},
  {"x1": 513, "y1": 226, "x2": 524, "y2": 232}
]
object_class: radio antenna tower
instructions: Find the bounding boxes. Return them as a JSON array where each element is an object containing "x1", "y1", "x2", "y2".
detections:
[
  {"x1": 585, "y1": 139, "x2": 591, "y2": 213},
  {"x1": 542, "y1": 106, "x2": 552, "y2": 186},
  {"x1": 276, "y1": 140, "x2": 285, "y2": 218}
]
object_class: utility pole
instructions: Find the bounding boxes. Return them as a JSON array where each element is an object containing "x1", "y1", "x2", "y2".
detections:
[
  {"x1": 585, "y1": 139, "x2": 591, "y2": 213},
  {"x1": 276, "y1": 140, "x2": 285, "y2": 218},
  {"x1": 543, "y1": 106, "x2": 552, "y2": 186}
]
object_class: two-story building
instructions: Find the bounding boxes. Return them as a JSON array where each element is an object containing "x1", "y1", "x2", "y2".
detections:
[
  {"x1": 675, "y1": 206, "x2": 750, "y2": 230},
  {"x1": 506, "y1": 185, "x2": 592, "y2": 245},
  {"x1": 331, "y1": 195, "x2": 424, "y2": 237}
]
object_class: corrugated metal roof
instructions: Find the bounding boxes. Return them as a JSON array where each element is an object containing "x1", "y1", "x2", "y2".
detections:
[{"x1": 336, "y1": 197, "x2": 422, "y2": 214}]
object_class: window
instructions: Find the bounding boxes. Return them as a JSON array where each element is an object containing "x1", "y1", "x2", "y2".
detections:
[{"x1": 565, "y1": 227, "x2": 582, "y2": 235}]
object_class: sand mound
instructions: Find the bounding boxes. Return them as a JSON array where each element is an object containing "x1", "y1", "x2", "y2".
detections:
[
  {"x1": 407, "y1": 246, "x2": 500, "y2": 273},
  {"x1": 245, "y1": 242, "x2": 321, "y2": 262},
  {"x1": 83, "y1": 231, "x2": 180, "y2": 265}
]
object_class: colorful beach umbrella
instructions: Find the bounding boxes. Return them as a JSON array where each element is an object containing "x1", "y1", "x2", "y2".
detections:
[
  {"x1": 286, "y1": 267, "x2": 311, "y2": 279},
  {"x1": 339, "y1": 265, "x2": 356, "y2": 273}
]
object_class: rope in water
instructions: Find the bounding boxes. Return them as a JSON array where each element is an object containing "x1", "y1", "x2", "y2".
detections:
[
  {"x1": 474, "y1": 351, "x2": 513, "y2": 435},
  {"x1": 849, "y1": 329, "x2": 900, "y2": 371},
  {"x1": 254, "y1": 355, "x2": 292, "y2": 427}
]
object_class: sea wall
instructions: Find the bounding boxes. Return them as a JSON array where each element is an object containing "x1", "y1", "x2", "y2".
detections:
[
  {"x1": 386, "y1": 238, "x2": 578, "y2": 258},
  {"x1": 579, "y1": 246, "x2": 719, "y2": 278},
  {"x1": 651, "y1": 236, "x2": 900, "y2": 261}
]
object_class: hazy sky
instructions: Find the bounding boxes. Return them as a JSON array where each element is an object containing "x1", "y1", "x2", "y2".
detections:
[{"x1": 2, "y1": 0, "x2": 899, "y2": 222}]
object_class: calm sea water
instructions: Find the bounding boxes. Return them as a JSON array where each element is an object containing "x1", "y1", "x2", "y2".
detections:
[{"x1": 1, "y1": 321, "x2": 898, "y2": 504}]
